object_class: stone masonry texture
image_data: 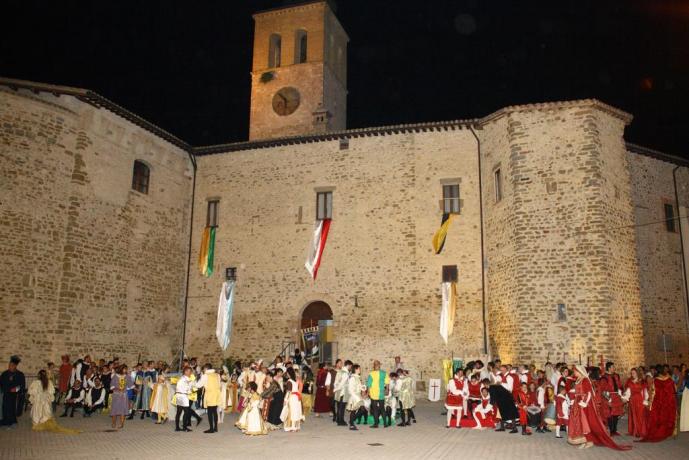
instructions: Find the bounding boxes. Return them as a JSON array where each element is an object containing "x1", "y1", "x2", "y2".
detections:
[{"x1": 0, "y1": 88, "x2": 193, "y2": 373}]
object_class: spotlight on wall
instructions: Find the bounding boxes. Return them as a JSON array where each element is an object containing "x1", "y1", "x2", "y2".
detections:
[{"x1": 225, "y1": 267, "x2": 237, "y2": 281}]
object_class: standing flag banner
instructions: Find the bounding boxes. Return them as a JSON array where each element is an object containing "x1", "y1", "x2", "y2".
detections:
[
  {"x1": 428, "y1": 378, "x2": 442, "y2": 402},
  {"x1": 198, "y1": 226, "x2": 216, "y2": 277},
  {"x1": 439, "y1": 281, "x2": 458, "y2": 344},
  {"x1": 216, "y1": 280, "x2": 235, "y2": 350},
  {"x1": 432, "y1": 213, "x2": 454, "y2": 254},
  {"x1": 305, "y1": 219, "x2": 332, "y2": 280}
]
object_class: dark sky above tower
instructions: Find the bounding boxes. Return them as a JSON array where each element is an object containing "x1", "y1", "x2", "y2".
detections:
[{"x1": 1, "y1": 0, "x2": 688, "y2": 155}]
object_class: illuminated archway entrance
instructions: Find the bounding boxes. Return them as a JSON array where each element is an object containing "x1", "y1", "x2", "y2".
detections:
[{"x1": 299, "y1": 301, "x2": 334, "y2": 363}]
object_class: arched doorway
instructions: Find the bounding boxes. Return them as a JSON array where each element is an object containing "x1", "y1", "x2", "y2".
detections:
[
  {"x1": 300, "y1": 301, "x2": 334, "y2": 363},
  {"x1": 300, "y1": 301, "x2": 333, "y2": 329}
]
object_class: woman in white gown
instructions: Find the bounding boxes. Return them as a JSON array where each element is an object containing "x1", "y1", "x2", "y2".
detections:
[
  {"x1": 282, "y1": 377, "x2": 304, "y2": 432},
  {"x1": 235, "y1": 382, "x2": 267, "y2": 435},
  {"x1": 680, "y1": 369, "x2": 689, "y2": 432},
  {"x1": 27, "y1": 369, "x2": 79, "y2": 434}
]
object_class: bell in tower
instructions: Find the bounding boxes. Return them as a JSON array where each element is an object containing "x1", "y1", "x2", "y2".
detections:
[{"x1": 248, "y1": 1, "x2": 348, "y2": 140}]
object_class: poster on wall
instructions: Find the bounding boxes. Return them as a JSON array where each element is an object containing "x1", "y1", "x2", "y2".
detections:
[{"x1": 301, "y1": 326, "x2": 320, "y2": 359}]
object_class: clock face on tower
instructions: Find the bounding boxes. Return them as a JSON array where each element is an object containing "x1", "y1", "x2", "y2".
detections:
[{"x1": 272, "y1": 87, "x2": 301, "y2": 116}]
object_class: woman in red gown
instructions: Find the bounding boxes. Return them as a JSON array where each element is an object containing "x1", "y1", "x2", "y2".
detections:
[
  {"x1": 312, "y1": 363, "x2": 332, "y2": 415},
  {"x1": 624, "y1": 368, "x2": 647, "y2": 438},
  {"x1": 568, "y1": 365, "x2": 631, "y2": 450},
  {"x1": 639, "y1": 366, "x2": 677, "y2": 442}
]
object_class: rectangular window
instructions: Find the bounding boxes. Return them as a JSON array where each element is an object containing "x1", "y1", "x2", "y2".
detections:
[
  {"x1": 665, "y1": 203, "x2": 676, "y2": 232},
  {"x1": 442, "y1": 265, "x2": 458, "y2": 283},
  {"x1": 316, "y1": 191, "x2": 333, "y2": 220},
  {"x1": 207, "y1": 200, "x2": 219, "y2": 228},
  {"x1": 442, "y1": 184, "x2": 460, "y2": 214},
  {"x1": 494, "y1": 168, "x2": 503, "y2": 202}
]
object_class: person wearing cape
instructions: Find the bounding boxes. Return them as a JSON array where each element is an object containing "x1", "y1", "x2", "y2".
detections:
[
  {"x1": 639, "y1": 366, "x2": 677, "y2": 442},
  {"x1": 568, "y1": 365, "x2": 630, "y2": 450}
]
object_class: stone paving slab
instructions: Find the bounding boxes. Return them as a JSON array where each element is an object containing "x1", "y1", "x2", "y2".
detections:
[{"x1": 1, "y1": 401, "x2": 688, "y2": 460}]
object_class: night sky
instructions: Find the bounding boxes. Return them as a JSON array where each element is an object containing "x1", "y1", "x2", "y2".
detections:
[{"x1": 1, "y1": 0, "x2": 688, "y2": 155}]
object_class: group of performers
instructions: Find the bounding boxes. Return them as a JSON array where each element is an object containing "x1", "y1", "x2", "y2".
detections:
[
  {"x1": 444, "y1": 357, "x2": 689, "y2": 450},
  {"x1": 3, "y1": 351, "x2": 689, "y2": 451}
]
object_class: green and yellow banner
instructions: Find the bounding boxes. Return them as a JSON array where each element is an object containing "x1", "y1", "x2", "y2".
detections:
[{"x1": 198, "y1": 226, "x2": 216, "y2": 277}]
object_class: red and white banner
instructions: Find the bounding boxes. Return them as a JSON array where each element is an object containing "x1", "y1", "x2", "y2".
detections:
[{"x1": 305, "y1": 219, "x2": 331, "y2": 280}]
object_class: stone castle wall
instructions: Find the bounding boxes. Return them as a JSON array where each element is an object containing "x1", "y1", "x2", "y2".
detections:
[
  {"x1": 0, "y1": 89, "x2": 193, "y2": 373},
  {"x1": 186, "y1": 129, "x2": 485, "y2": 379},
  {"x1": 479, "y1": 103, "x2": 645, "y2": 370},
  {"x1": 629, "y1": 153, "x2": 689, "y2": 364}
]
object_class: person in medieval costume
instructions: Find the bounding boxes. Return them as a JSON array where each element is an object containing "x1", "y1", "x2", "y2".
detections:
[
  {"x1": 568, "y1": 364, "x2": 630, "y2": 450},
  {"x1": 599, "y1": 358, "x2": 624, "y2": 436},
  {"x1": 639, "y1": 365, "x2": 677, "y2": 442},
  {"x1": 397, "y1": 369, "x2": 416, "y2": 426},
  {"x1": 313, "y1": 363, "x2": 332, "y2": 416},
  {"x1": 0, "y1": 355, "x2": 25, "y2": 428},
  {"x1": 366, "y1": 360, "x2": 389, "y2": 428},
  {"x1": 263, "y1": 368, "x2": 285, "y2": 429},
  {"x1": 555, "y1": 384, "x2": 570, "y2": 438},
  {"x1": 149, "y1": 374, "x2": 169, "y2": 424},
  {"x1": 27, "y1": 369, "x2": 80, "y2": 434},
  {"x1": 346, "y1": 364, "x2": 366, "y2": 430},
  {"x1": 138, "y1": 361, "x2": 156, "y2": 419},
  {"x1": 110, "y1": 365, "x2": 133, "y2": 430},
  {"x1": 333, "y1": 360, "x2": 351, "y2": 426},
  {"x1": 282, "y1": 376, "x2": 304, "y2": 432},
  {"x1": 680, "y1": 369, "x2": 689, "y2": 432},
  {"x1": 622, "y1": 367, "x2": 647, "y2": 438},
  {"x1": 218, "y1": 366, "x2": 232, "y2": 424},
  {"x1": 195, "y1": 363, "x2": 221, "y2": 433},
  {"x1": 236, "y1": 382, "x2": 267, "y2": 436},
  {"x1": 472, "y1": 387, "x2": 496, "y2": 429},
  {"x1": 445, "y1": 368, "x2": 467, "y2": 428},
  {"x1": 486, "y1": 378, "x2": 519, "y2": 433}
]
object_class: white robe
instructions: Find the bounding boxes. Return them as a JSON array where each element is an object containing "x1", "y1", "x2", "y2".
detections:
[
  {"x1": 680, "y1": 387, "x2": 689, "y2": 432},
  {"x1": 28, "y1": 381, "x2": 54, "y2": 425}
]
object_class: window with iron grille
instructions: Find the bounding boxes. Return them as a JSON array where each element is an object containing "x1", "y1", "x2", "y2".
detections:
[
  {"x1": 207, "y1": 200, "x2": 219, "y2": 228},
  {"x1": 442, "y1": 184, "x2": 460, "y2": 214},
  {"x1": 131, "y1": 160, "x2": 150, "y2": 194},
  {"x1": 316, "y1": 191, "x2": 333, "y2": 220},
  {"x1": 442, "y1": 265, "x2": 458, "y2": 283},
  {"x1": 665, "y1": 203, "x2": 676, "y2": 232}
]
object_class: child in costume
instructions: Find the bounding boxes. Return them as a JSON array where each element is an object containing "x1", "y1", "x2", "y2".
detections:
[{"x1": 149, "y1": 374, "x2": 169, "y2": 424}]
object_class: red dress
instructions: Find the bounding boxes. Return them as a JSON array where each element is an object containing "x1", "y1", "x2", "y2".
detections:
[
  {"x1": 599, "y1": 372, "x2": 624, "y2": 417},
  {"x1": 625, "y1": 379, "x2": 647, "y2": 438},
  {"x1": 569, "y1": 378, "x2": 631, "y2": 450},
  {"x1": 639, "y1": 377, "x2": 676, "y2": 442},
  {"x1": 473, "y1": 398, "x2": 496, "y2": 427},
  {"x1": 313, "y1": 368, "x2": 332, "y2": 413}
]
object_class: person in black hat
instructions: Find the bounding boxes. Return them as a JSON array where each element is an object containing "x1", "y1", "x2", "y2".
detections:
[{"x1": 0, "y1": 355, "x2": 26, "y2": 428}]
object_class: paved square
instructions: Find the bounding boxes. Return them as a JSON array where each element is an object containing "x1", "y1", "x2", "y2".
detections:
[{"x1": 1, "y1": 401, "x2": 688, "y2": 459}]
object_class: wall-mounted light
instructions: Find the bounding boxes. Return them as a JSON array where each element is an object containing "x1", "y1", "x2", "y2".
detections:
[{"x1": 225, "y1": 267, "x2": 237, "y2": 281}]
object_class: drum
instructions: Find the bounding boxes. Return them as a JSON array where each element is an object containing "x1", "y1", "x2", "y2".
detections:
[{"x1": 543, "y1": 402, "x2": 556, "y2": 425}]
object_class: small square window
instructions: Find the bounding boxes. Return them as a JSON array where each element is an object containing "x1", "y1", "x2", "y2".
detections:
[
  {"x1": 556, "y1": 303, "x2": 567, "y2": 322},
  {"x1": 225, "y1": 267, "x2": 237, "y2": 281},
  {"x1": 339, "y1": 138, "x2": 349, "y2": 150},
  {"x1": 207, "y1": 200, "x2": 219, "y2": 228},
  {"x1": 442, "y1": 265, "x2": 458, "y2": 283},
  {"x1": 316, "y1": 191, "x2": 333, "y2": 220},
  {"x1": 442, "y1": 184, "x2": 460, "y2": 214},
  {"x1": 665, "y1": 203, "x2": 676, "y2": 232}
]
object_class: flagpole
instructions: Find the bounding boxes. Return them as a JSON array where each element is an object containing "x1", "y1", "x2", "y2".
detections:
[{"x1": 180, "y1": 149, "x2": 197, "y2": 371}]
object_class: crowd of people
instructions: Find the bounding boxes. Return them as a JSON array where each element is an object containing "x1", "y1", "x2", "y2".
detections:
[
  {"x1": 0, "y1": 352, "x2": 417, "y2": 436},
  {"x1": 443, "y1": 357, "x2": 689, "y2": 450},
  {"x1": 2, "y1": 351, "x2": 689, "y2": 453}
]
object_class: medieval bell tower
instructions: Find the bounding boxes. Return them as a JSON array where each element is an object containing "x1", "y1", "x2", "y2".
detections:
[{"x1": 249, "y1": 1, "x2": 348, "y2": 140}]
